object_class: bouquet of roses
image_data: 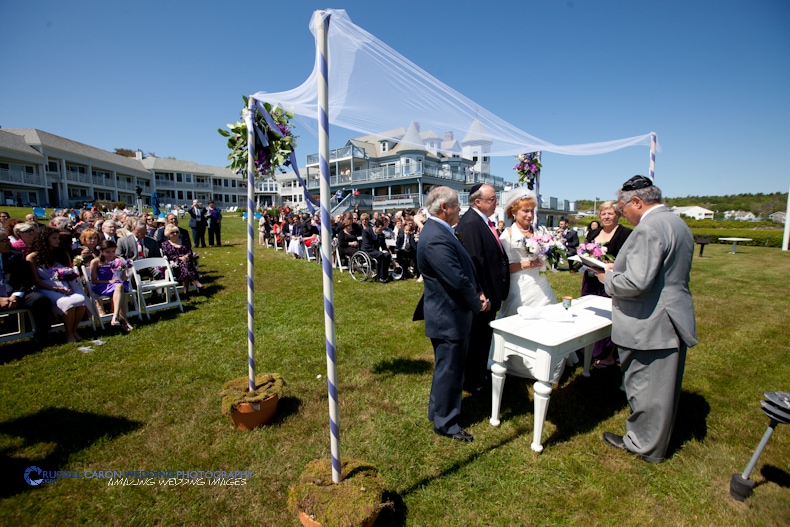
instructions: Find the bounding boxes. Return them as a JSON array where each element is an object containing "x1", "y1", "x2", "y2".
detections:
[
  {"x1": 578, "y1": 241, "x2": 614, "y2": 263},
  {"x1": 52, "y1": 267, "x2": 78, "y2": 282},
  {"x1": 110, "y1": 258, "x2": 133, "y2": 281},
  {"x1": 519, "y1": 228, "x2": 566, "y2": 275}
]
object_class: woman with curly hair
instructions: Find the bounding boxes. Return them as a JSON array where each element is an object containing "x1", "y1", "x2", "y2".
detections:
[{"x1": 26, "y1": 226, "x2": 88, "y2": 343}]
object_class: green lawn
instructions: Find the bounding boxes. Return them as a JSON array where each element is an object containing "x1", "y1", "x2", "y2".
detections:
[{"x1": 0, "y1": 214, "x2": 788, "y2": 526}]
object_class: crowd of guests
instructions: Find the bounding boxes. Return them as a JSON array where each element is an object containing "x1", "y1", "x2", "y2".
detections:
[
  {"x1": 0, "y1": 206, "x2": 207, "y2": 345},
  {"x1": 258, "y1": 208, "x2": 426, "y2": 283}
]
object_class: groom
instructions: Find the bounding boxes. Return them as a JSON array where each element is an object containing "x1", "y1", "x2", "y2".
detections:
[{"x1": 594, "y1": 175, "x2": 697, "y2": 463}]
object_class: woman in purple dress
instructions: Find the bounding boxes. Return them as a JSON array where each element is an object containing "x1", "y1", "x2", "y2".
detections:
[
  {"x1": 580, "y1": 201, "x2": 632, "y2": 367},
  {"x1": 161, "y1": 224, "x2": 202, "y2": 294},
  {"x1": 89, "y1": 239, "x2": 133, "y2": 332}
]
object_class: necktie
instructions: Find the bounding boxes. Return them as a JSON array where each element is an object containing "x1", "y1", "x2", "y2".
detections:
[
  {"x1": 488, "y1": 220, "x2": 503, "y2": 251},
  {"x1": 137, "y1": 241, "x2": 145, "y2": 258}
]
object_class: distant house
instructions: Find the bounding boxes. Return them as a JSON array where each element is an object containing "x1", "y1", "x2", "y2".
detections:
[
  {"x1": 769, "y1": 211, "x2": 786, "y2": 224},
  {"x1": 724, "y1": 210, "x2": 757, "y2": 221},
  {"x1": 672, "y1": 206, "x2": 714, "y2": 220}
]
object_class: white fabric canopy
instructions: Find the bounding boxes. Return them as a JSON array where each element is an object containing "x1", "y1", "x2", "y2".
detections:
[{"x1": 251, "y1": 9, "x2": 658, "y2": 159}]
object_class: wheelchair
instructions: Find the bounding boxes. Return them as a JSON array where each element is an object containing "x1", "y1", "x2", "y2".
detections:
[{"x1": 348, "y1": 250, "x2": 403, "y2": 282}]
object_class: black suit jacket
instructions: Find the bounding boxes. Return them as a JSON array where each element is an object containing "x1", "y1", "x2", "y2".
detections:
[
  {"x1": 188, "y1": 207, "x2": 207, "y2": 228},
  {"x1": 361, "y1": 226, "x2": 386, "y2": 253},
  {"x1": 455, "y1": 208, "x2": 509, "y2": 312},
  {"x1": 2, "y1": 250, "x2": 37, "y2": 294},
  {"x1": 562, "y1": 228, "x2": 580, "y2": 256},
  {"x1": 396, "y1": 231, "x2": 417, "y2": 252}
]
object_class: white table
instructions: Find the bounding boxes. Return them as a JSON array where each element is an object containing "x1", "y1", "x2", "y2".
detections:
[
  {"x1": 719, "y1": 237, "x2": 753, "y2": 254},
  {"x1": 489, "y1": 295, "x2": 613, "y2": 452}
]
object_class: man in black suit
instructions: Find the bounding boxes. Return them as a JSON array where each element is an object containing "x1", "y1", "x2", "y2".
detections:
[
  {"x1": 455, "y1": 183, "x2": 510, "y2": 394},
  {"x1": 559, "y1": 218, "x2": 579, "y2": 272},
  {"x1": 361, "y1": 219, "x2": 392, "y2": 283},
  {"x1": 187, "y1": 200, "x2": 207, "y2": 248},
  {"x1": 415, "y1": 186, "x2": 488, "y2": 442},
  {"x1": 395, "y1": 222, "x2": 418, "y2": 279},
  {"x1": 0, "y1": 233, "x2": 52, "y2": 347}
]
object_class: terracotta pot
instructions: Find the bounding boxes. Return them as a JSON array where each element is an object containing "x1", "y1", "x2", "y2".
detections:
[
  {"x1": 229, "y1": 394, "x2": 278, "y2": 431},
  {"x1": 297, "y1": 509, "x2": 380, "y2": 527}
]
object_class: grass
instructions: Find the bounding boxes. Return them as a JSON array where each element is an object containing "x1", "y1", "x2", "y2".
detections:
[{"x1": 0, "y1": 214, "x2": 789, "y2": 526}]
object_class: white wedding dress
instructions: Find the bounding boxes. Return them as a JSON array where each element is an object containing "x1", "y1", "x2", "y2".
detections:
[
  {"x1": 497, "y1": 226, "x2": 557, "y2": 318},
  {"x1": 491, "y1": 226, "x2": 564, "y2": 382}
]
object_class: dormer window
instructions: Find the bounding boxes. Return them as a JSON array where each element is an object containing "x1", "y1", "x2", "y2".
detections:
[{"x1": 380, "y1": 141, "x2": 389, "y2": 153}]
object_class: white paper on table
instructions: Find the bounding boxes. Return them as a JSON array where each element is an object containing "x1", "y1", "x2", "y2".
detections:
[{"x1": 517, "y1": 304, "x2": 575, "y2": 323}]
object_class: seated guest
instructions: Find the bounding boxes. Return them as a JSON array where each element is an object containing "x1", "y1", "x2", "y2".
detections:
[
  {"x1": 0, "y1": 231, "x2": 53, "y2": 347},
  {"x1": 362, "y1": 219, "x2": 392, "y2": 283},
  {"x1": 287, "y1": 215, "x2": 305, "y2": 259},
  {"x1": 381, "y1": 216, "x2": 394, "y2": 239},
  {"x1": 143, "y1": 214, "x2": 157, "y2": 237},
  {"x1": 27, "y1": 227, "x2": 88, "y2": 343},
  {"x1": 77, "y1": 228, "x2": 101, "y2": 266},
  {"x1": 12, "y1": 222, "x2": 37, "y2": 256},
  {"x1": 160, "y1": 225, "x2": 202, "y2": 296},
  {"x1": 336, "y1": 219, "x2": 359, "y2": 265},
  {"x1": 154, "y1": 214, "x2": 190, "y2": 247},
  {"x1": 101, "y1": 220, "x2": 119, "y2": 243},
  {"x1": 396, "y1": 222, "x2": 419, "y2": 279},
  {"x1": 89, "y1": 240, "x2": 133, "y2": 332},
  {"x1": 118, "y1": 220, "x2": 161, "y2": 261}
]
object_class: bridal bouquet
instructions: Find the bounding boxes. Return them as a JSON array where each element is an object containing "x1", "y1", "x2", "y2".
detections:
[
  {"x1": 51, "y1": 267, "x2": 78, "y2": 282},
  {"x1": 110, "y1": 258, "x2": 133, "y2": 272},
  {"x1": 519, "y1": 229, "x2": 565, "y2": 275}
]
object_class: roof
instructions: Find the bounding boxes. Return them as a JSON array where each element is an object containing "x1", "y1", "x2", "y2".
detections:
[
  {"x1": 0, "y1": 129, "x2": 45, "y2": 161},
  {"x1": 462, "y1": 119, "x2": 491, "y2": 143},
  {"x1": 141, "y1": 156, "x2": 236, "y2": 177},
  {"x1": 3, "y1": 128, "x2": 149, "y2": 175}
]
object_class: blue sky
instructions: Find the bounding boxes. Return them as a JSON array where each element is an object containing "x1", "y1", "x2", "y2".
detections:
[{"x1": 1, "y1": 0, "x2": 788, "y2": 202}]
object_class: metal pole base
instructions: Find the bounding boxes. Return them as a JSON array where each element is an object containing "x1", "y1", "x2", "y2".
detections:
[{"x1": 729, "y1": 473, "x2": 755, "y2": 502}]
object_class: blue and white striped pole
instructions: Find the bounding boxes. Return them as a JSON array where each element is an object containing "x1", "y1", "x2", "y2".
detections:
[
  {"x1": 648, "y1": 132, "x2": 657, "y2": 182},
  {"x1": 244, "y1": 98, "x2": 256, "y2": 393},
  {"x1": 316, "y1": 10, "x2": 341, "y2": 484}
]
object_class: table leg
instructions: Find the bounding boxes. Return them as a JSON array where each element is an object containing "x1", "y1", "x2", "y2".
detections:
[
  {"x1": 490, "y1": 361, "x2": 507, "y2": 426},
  {"x1": 582, "y1": 343, "x2": 593, "y2": 377},
  {"x1": 730, "y1": 242, "x2": 737, "y2": 254},
  {"x1": 531, "y1": 380, "x2": 553, "y2": 452}
]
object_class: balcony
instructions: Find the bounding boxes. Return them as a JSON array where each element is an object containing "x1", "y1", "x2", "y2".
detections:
[
  {"x1": 66, "y1": 171, "x2": 91, "y2": 184},
  {"x1": 304, "y1": 161, "x2": 505, "y2": 190},
  {"x1": 0, "y1": 167, "x2": 46, "y2": 186},
  {"x1": 306, "y1": 144, "x2": 368, "y2": 166}
]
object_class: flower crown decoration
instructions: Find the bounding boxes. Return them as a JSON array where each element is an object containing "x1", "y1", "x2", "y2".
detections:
[
  {"x1": 514, "y1": 152, "x2": 542, "y2": 190},
  {"x1": 218, "y1": 96, "x2": 297, "y2": 178}
]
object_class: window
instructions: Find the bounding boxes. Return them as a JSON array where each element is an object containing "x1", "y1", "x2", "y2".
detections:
[
  {"x1": 472, "y1": 156, "x2": 478, "y2": 163},
  {"x1": 177, "y1": 191, "x2": 184, "y2": 200},
  {"x1": 380, "y1": 141, "x2": 389, "y2": 153},
  {"x1": 186, "y1": 191, "x2": 193, "y2": 200},
  {"x1": 48, "y1": 161, "x2": 59, "y2": 172},
  {"x1": 223, "y1": 179, "x2": 229, "y2": 187},
  {"x1": 176, "y1": 173, "x2": 183, "y2": 183},
  {"x1": 185, "y1": 174, "x2": 192, "y2": 183},
  {"x1": 483, "y1": 156, "x2": 489, "y2": 162}
]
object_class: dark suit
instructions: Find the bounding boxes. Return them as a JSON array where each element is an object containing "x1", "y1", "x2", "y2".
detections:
[
  {"x1": 361, "y1": 226, "x2": 392, "y2": 281},
  {"x1": 455, "y1": 208, "x2": 509, "y2": 392},
  {"x1": 395, "y1": 230, "x2": 418, "y2": 278},
  {"x1": 117, "y1": 234, "x2": 162, "y2": 261},
  {"x1": 188, "y1": 206, "x2": 207, "y2": 247},
  {"x1": 604, "y1": 205, "x2": 697, "y2": 462},
  {"x1": 416, "y1": 217, "x2": 482, "y2": 435},
  {"x1": 1, "y1": 250, "x2": 52, "y2": 346},
  {"x1": 561, "y1": 227, "x2": 580, "y2": 271}
]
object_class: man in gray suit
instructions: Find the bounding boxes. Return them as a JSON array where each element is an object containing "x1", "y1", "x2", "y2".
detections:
[
  {"x1": 593, "y1": 176, "x2": 697, "y2": 463},
  {"x1": 415, "y1": 186, "x2": 489, "y2": 442}
]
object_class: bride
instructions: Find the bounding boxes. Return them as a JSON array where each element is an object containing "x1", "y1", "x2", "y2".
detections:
[
  {"x1": 497, "y1": 188, "x2": 557, "y2": 318},
  {"x1": 492, "y1": 188, "x2": 562, "y2": 381}
]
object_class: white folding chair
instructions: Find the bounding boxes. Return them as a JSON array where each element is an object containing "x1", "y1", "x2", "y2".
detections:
[
  {"x1": 81, "y1": 265, "x2": 142, "y2": 329},
  {"x1": 130, "y1": 257, "x2": 184, "y2": 319}
]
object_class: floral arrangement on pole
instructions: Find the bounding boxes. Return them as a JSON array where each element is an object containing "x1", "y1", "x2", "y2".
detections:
[
  {"x1": 217, "y1": 96, "x2": 297, "y2": 178},
  {"x1": 514, "y1": 152, "x2": 542, "y2": 190},
  {"x1": 518, "y1": 228, "x2": 565, "y2": 275}
]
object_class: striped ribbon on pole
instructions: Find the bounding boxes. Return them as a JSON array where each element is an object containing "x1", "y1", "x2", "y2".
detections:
[
  {"x1": 244, "y1": 98, "x2": 256, "y2": 393},
  {"x1": 534, "y1": 151, "x2": 541, "y2": 230},
  {"x1": 648, "y1": 132, "x2": 657, "y2": 181},
  {"x1": 316, "y1": 10, "x2": 341, "y2": 484}
]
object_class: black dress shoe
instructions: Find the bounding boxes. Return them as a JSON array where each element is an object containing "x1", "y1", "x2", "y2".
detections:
[
  {"x1": 602, "y1": 432, "x2": 627, "y2": 451},
  {"x1": 436, "y1": 429, "x2": 474, "y2": 442}
]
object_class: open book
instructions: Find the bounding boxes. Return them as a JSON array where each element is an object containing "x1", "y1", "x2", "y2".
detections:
[{"x1": 574, "y1": 254, "x2": 608, "y2": 270}]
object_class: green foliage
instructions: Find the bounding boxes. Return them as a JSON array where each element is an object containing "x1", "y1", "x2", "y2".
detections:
[
  {"x1": 219, "y1": 374, "x2": 285, "y2": 415},
  {"x1": 576, "y1": 192, "x2": 788, "y2": 219},
  {"x1": 287, "y1": 459, "x2": 385, "y2": 527},
  {"x1": 689, "y1": 228, "x2": 782, "y2": 247}
]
